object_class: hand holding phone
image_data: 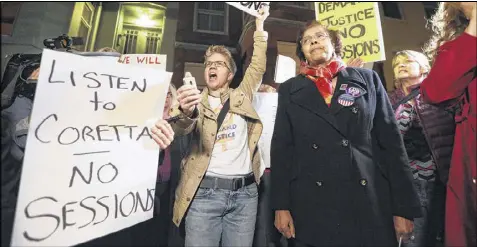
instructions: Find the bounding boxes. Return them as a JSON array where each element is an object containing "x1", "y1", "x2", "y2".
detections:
[
  {"x1": 177, "y1": 72, "x2": 201, "y2": 117},
  {"x1": 183, "y1": 71, "x2": 197, "y2": 88}
]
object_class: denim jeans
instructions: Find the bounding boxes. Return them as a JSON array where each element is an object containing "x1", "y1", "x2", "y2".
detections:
[
  {"x1": 185, "y1": 183, "x2": 258, "y2": 247},
  {"x1": 403, "y1": 179, "x2": 446, "y2": 247}
]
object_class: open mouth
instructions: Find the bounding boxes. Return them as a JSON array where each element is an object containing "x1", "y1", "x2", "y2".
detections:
[{"x1": 208, "y1": 71, "x2": 217, "y2": 81}]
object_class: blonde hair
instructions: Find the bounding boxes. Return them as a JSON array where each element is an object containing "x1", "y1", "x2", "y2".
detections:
[
  {"x1": 392, "y1": 50, "x2": 430, "y2": 88},
  {"x1": 423, "y1": 2, "x2": 470, "y2": 64},
  {"x1": 204, "y1": 45, "x2": 237, "y2": 75},
  {"x1": 392, "y1": 50, "x2": 430, "y2": 73}
]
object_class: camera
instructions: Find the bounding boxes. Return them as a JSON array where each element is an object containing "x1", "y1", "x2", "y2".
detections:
[{"x1": 43, "y1": 34, "x2": 84, "y2": 50}]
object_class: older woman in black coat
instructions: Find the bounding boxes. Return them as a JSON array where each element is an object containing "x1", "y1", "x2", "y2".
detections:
[{"x1": 270, "y1": 20, "x2": 422, "y2": 247}]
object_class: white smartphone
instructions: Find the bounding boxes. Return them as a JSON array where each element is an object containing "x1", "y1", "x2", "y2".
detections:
[{"x1": 183, "y1": 71, "x2": 197, "y2": 88}]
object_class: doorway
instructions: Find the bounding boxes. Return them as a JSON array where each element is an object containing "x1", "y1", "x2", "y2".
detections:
[{"x1": 115, "y1": 3, "x2": 166, "y2": 54}]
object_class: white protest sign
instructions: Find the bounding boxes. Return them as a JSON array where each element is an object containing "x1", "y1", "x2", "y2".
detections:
[
  {"x1": 226, "y1": 2, "x2": 269, "y2": 17},
  {"x1": 11, "y1": 49, "x2": 172, "y2": 246},
  {"x1": 274, "y1": 55, "x2": 296, "y2": 83},
  {"x1": 252, "y1": 93, "x2": 278, "y2": 175},
  {"x1": 118, "y1": 54, "x2": 167, "y2": 71}
]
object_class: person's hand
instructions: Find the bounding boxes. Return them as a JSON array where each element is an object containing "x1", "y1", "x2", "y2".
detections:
[
  {"x1": 255, "y1": 4, "x2": 270, "y2": 32},
  {"x1": 275, "y1": 210, "x2": 295, "y2": 239},
  {"x1": 177, "y1": 84, "x2": 201, "y2": 117},
  {"x1": 393, "y1": 216, "x2": 414, "y2": 242},
  {"x1": 150, "y1": 119, "x2": 175, "y2": 149},
  {"x1": 347, "y1": 57, "x2": 365, "y2": 68}
]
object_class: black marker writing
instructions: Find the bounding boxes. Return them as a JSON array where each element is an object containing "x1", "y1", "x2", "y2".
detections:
[
  {"x1": 69, "y1": 162, "x2": 119, "y2": 188},
  {"x1": 34, "y1": 114, "x2": 150, "y2": 145},
  {"x1": 240, "y1": 2, "x2": 267, "y2": 11},
  {"x1": 22, "y1": 188, "x2": 155, "y2": 242},
  {"x1": 89, "y1": 91, "x2": 116, "y2": 111},
  {"x1": 23, "y1": 197, "x2": 60, "y2": 242},
  {"x1": 48, "y1": 66, "x2": 148, "y2": 92}
]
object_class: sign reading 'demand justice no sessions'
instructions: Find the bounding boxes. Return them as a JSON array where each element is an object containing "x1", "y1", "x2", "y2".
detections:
[
  {"x1": 11, "y1": 49, "x2": 172, "y2": 246},
  {"x1": 315, "y1": 2, "x2": 386, "y2": 63}
]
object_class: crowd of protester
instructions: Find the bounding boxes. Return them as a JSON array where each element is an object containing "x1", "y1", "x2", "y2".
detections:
[{"x1": 1, "y1": 2, "x2": 475, "y2": 247}]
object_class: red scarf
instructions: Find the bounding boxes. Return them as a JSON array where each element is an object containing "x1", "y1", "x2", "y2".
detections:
[{"x1": 300, "y1": 59, "x2": 346, "y2": 106}]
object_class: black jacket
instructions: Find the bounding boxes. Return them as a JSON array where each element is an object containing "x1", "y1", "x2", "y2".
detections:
[{"x1": 270, "y1": 67, "x2": 422, "y2": 247}]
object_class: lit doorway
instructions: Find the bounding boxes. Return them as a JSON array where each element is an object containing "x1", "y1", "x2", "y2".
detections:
[{"x1": 116, "y1": 3, "x2": 166, "y2": 54}]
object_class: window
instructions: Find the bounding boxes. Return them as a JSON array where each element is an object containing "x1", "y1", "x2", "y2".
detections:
[
  {"x1": 145, "y1": 31, "x2": 161, "y2": 54},
  {"x1": 194, "y1": 2, "x2": 228, "y2": 34},
  {"x1": 1, "y1": 2, "x2": 22, "y2": 36},
  {"x1": 122, "y1": 29, "x2": 138, "y2": 54},
  {"x1": 381, "y1": 2, "x2": 403, "y2": 20},
  {"x1": 77, "y1": 3, "x2": 94, "y2": 51},
  {"x1": 423, "y1": 2, "x2": 438, "y2": 19}
]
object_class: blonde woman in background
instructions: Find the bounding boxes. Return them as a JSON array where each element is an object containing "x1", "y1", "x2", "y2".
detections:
[
  {"x1": 388, "y1": 50, "x2": 455, "y2": 247},
  {"x1": 421, "y1": 2, "x2": 476, "y2": 247}
]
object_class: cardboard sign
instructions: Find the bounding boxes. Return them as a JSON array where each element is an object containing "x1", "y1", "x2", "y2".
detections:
[
  {"x1": 252, "y1": 93, "x2": 278, "y2": 174},
  {"x1": 226, "y1": 2, "x2": 269, "y2": 17},
  {"x1": 118, "y1": 54, "x2": 167, "y2": 71},
  {"x1": 274, "y1": 55, "x2": 297, "y2": 83},
  {"x1": 315, "y1": 2, "x2": 385, "y2": 63},
  {"x1": 11, "y1": 49, "x2": 172, "y2": 246}
]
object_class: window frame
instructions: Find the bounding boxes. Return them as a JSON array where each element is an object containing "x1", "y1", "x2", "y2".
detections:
[
  {"x1": 77, "y1": 2, "x2": 95, "y2": 51},
  {"x1": 193, "y1": 2, "x2": 229, "y2": 35},
  {"x1": 380, "y1": 2, "x2": 405, "y2": 20}
]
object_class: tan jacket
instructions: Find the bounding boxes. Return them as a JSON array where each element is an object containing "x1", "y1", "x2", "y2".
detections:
[{"x1": 169, "y1": 31, "x2": 268, "y2": 226}]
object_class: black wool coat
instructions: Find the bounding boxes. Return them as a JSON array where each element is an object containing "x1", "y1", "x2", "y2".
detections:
[{"x1": 270, "y1": 67, "x2": 422, "y2": 247}]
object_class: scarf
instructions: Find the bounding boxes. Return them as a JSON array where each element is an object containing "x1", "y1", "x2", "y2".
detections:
[{"x1": 300, "y1": 58, "x2": 346, "y2": 106}]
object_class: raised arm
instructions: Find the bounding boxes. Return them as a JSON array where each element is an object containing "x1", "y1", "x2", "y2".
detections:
[{"x1": 238, "y1": 5, "x2": 269, "y2": 99}]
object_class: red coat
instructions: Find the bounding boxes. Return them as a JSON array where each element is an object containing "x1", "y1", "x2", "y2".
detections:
[{"x1": 420, "y1": 32, "x2": 476, "y2": 247}]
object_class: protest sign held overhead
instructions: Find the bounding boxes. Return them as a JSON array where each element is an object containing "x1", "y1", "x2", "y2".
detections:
[
  {"x1": 315, "y1": 2, "x2": 385, "y2": 63},
  {"x1": 226, "y1": 2, "x2": 269, "y2": 17},
  {"x1": 11, "y1": 49, "x2": 172, "y2": 246},
  {"x1": 118, "y1": 54, "x2": 167, "y2": 71}
]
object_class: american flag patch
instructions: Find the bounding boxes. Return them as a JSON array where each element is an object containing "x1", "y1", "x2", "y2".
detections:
[{"x1": 337, "y1": 94, "x2": 355, "y2": 107}]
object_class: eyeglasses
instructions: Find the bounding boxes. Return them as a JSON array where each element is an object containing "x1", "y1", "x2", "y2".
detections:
[
  {"x1": 205, "y1": 61, "x2": 229, "y2": 70},
  {"x1": 301, "y1": 32, "x2": 329, "y2": 46}
]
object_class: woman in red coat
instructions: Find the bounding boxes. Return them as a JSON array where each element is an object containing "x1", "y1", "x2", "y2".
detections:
[{"x1": 421, "y1": 2, "x2": 476, "y2": 247}]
